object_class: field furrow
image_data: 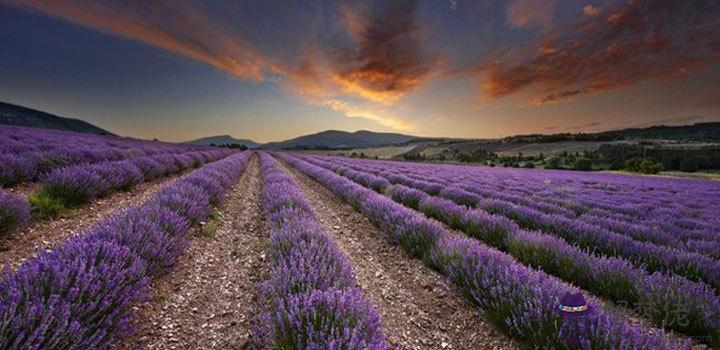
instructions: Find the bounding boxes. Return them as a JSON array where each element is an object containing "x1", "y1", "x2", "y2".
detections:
[
  {"x1": 0, "y1": 152, "x2": 251, "y2": 349},
  {"x1": 277, "y1": 157, "x2": 518, "y2": 349},
  {"x1": 120, "y1": 154, "x2": 268, "y2": 349},
  {"x1": 0, "y1": 175, "x2": 177, "y2": 269},
  {"x1": 302, "y1": 155, "x2": 720, "y2": 290},
  {"x1": 277, "y1": 153, "x2": 692, "y2": 349},
  {"x1": 297, "y1": 154, "x2": 720, "y2": 345}
]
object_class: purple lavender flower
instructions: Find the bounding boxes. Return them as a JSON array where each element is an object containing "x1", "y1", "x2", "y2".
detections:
[
  {"x1": 0, "y1": 151, "x2": 251, "y2": 348},
  {"x1": 254, "y1": 288, "x2": 386, "y2": 350},
  {"x1": 0, "y1": 239, "x2": 149, "y2": 349},
  {"x1": 276, "y1": 152, "x2": 693, "y2": 349},
  {"x1": 254, "y1": 153, "x2": 387, "y2": 348},
  {"x1": 0, "y1": 188, "x2": 31, "y2": 235}
]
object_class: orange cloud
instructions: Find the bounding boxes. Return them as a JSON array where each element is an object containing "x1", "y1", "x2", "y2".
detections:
[
  {"x1": 484, "y1": 0, "x2": 720, "y2": 105},
  {"x1": 331, "y1": 0, "x2": 435, "y2": 103},
  {"x1": 583, "y1": 5, "x2": 601, "y2": 16},
  {"x1": 506, "y1": 0, "x2": 556, "y2": 29}
]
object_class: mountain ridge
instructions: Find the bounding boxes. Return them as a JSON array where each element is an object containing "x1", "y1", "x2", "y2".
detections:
[{"x1": 260, "y1": 129, "x2": 419, "y2": 149}]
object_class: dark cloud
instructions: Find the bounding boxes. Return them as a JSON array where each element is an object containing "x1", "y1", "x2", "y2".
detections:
[
  {"x1": 482, "y1": 0, "x2": 720, "y2": 104},
  {"x1": 331, "y1": 0, "x2": 436, "y2": 102},
  {"x1": 530, "y1": 89, "x2": 583, "y2": 105}
]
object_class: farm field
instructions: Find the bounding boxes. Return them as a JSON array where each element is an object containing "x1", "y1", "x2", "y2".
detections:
[
  {"x1": 3, "y1": 1, "x2": 719, "y2": 348},
  {"x1": 2, "y1": 128, "x2": 719, "y2": 349}
]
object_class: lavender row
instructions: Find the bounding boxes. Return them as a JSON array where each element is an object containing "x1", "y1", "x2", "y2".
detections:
[
  {"x1": 303, "y1": 156, "x2": 720, "y2": 343},
  {"x1": 276, "y1": 153, "x2": 690, "y2": 349},
  {"x1": 0, "y1": 152, "x2": 251, "y2": 349},
  {"x1": 389, "y1": 157, "x2": 720, "y2": 226},
  {"x1": 0, "y1": 189, "x2": 31, "y2": 235},
  {"x1": 303, "y1": 156, "x2": 720, "y2": 288},
  {"x1": 317, "y1": 155, "x2": 720, "y2": 246},
  {"x1": 310, "y1": 155, "x2": 719, "y2": 243},
  {"x1": 453, "y1": 179, "x2": 719, "y2": 251},
  {"x1": 381, "y1": 183, "x2": 720, "y2": 344},
  {"x1": 318, "y1": 156, "x2": 720, "y2": 243},
  {"x1": 337, "y1": 156, "x2": 720, "y2": 258},
  {"x1": 27, "y1": 149, "x2": 233, "y2": 221},
  {"x1": 253, "y1": 153, "x2": 385, "y2": 348},
  {"x1": 0, "y1": 125, "x2": 222, "y2": 186}
]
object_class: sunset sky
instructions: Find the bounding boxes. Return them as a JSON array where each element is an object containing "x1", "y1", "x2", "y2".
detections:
[{"x1": 1, "y1": 0, "x2": 719, "y2": 142}]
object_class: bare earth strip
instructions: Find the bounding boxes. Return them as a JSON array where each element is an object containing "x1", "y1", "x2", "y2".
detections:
[
  {"x1": 279, "y1": 160, "x2": 518, "y2": 350},
  {"x1": 0, "y1": 176, "x2": 176, "y2": 269},
  {"x1": 120, "y1": 155, "x2": 269, "y2": 350},
  {"x1": 3, "y1": 182, "x2": 42, "y2": 198}
]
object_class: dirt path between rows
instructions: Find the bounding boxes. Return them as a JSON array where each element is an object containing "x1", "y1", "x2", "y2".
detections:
[
  {"x1": 0, "y1": 176, "x2": 176, "y2": 269},
  {"x1": 3, "y1": 182, "x2": 41, "y2": 198},
  {"x1": 279, "y1": 160, "x2": 518, "y2": 350},
  {"x1": 120, "y1": 155, "x2": 269, "y2": 350}
]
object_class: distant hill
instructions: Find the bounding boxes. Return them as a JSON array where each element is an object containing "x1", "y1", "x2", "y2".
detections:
[
  {"x1": 503, "y1": 122, "x2": 720, "y2": 143},
  {"x1": 262, "y1": 130, "x2": 419, "y2": 149},
  {"x1": 600, "y1": 122, "x2": 720, "y2": 141},
  {"x1": 0, "y1": 101, "x2": 113, "y2": 135},
  {"x1": 187, "y1": 135, "x2": 262, "y2": 148}
]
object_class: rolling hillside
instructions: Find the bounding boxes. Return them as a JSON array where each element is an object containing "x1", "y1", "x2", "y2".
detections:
[
  {"x1": 0, "y1": 101, "x2": 113, "y2": 135},
  {"x1": 187, "y1": 135, "x2": 262, "y2": 148}
]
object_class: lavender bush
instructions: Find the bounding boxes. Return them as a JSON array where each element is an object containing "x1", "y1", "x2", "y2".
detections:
[
  {"x1": 0, "y1": 152, "x2": 251, "y2": 348},
  {"x1": 308, "y1": 155, "x2": 720, "y2": 291},
  {"x1": 277, "y1": 153, "x2": 691, "y2": 349},
  {"x1": 307, "y1": 155, "x2": 720, "y2": 345},
  {"x1": 0, "y1": 125, "x2": 232, "y2": 186},
  {"x1": 0, "y1": 189, "x2": 31, "y2": 235},
  {"x1": 253, "y1": 152, "x2": 386, "y2": 349},
  {"x1": 324, "y1": 155, "x2": 720, "y2": 248},
  {"x1": 29, "y1": 149, "x2": 231, "y2": 218}
]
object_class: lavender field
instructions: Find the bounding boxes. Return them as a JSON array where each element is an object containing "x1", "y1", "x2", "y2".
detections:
[
  {"x1": 3, "y1": 0, "x2": 720, "y2": 347},
  {"x1": 1, "y1": 128, "x2": 719, "y2": 349}
]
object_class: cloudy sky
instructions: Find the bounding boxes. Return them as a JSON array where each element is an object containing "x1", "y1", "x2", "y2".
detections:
[{"x1": 1, "y1": 0, "x2": 719, "y2": 142}]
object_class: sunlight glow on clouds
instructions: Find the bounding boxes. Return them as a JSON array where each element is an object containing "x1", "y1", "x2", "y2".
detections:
[
  {"x1": 1, "y1": 0, "x2": 719, "y2": 138},
  {"x1": 323, "y1": 99, "x2": 414, "y2": 131}
]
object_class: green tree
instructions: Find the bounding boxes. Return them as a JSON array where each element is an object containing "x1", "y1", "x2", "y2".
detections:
[
  {"x1": 624, "y1": 157, "x2": 643, "y2": 172},
  {"x1": 639, "y1": 160, "x2": 662, "y2": 174}
]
